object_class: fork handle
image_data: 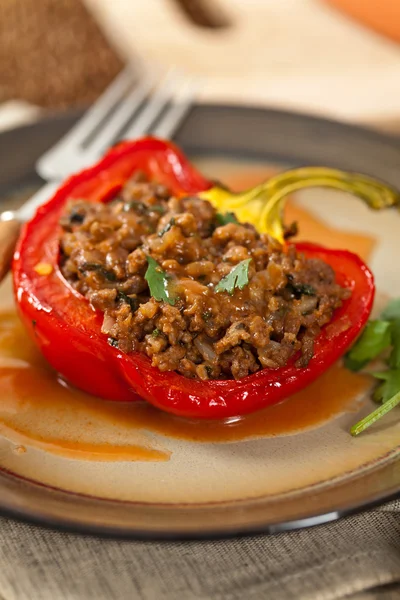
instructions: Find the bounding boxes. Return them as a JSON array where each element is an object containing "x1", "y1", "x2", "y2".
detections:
[{"x1": 0, "y1": 218, "x2": 22, "y2": 283}]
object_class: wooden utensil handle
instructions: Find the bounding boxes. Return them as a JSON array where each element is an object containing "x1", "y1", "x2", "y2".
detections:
[{"x1": 0, "y1": 219, "x2": 21, "y2": 283}]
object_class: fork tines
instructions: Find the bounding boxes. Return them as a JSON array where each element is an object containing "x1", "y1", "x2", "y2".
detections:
[{"x1": 37, "y1": 66, "x2": 196, "y2": 180}]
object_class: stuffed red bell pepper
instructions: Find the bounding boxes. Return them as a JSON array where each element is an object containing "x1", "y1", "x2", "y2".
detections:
[{"x1": 13, "y1": 137, "x2": 376, "y2": 419}]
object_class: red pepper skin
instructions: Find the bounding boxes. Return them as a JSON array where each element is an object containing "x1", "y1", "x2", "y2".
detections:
[{"x1": 13, "y1": 138, "x2": 375, "y2": 419}]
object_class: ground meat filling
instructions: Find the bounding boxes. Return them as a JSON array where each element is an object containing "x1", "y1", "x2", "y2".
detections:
[{"x1": 59, "y1": 172, "x2": 350, "y2": 380}]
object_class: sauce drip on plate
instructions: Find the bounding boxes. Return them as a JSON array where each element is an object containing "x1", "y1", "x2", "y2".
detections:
[
  {"x1": 0, "y1": 169, "x2": 375, "y2": 461},
  {"x1": 0, "y1": 316, "x2": 371, "y2": 462}
]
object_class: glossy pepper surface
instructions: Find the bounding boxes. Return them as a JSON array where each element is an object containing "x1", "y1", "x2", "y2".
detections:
[{"x1": 13, "y1": 138, "x2": 375, "y2": 418}]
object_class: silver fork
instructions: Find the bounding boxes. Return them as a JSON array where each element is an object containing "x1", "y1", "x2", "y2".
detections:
[{"x1": 0, "y1": 65, "x2": 196, "y2": 280}]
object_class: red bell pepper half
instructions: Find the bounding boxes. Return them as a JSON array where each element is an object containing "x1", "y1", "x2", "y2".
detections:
[{"x1": 12, "y1": 138, "x2": 375, "y2": 419}]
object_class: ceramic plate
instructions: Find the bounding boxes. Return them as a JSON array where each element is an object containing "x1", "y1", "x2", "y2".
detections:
[{"x1": 0, "y1": 105, "x2": 399, "y2": 538}]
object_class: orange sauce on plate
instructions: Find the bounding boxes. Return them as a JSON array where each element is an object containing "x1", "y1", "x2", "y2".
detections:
[
  {"x1": 0, "y1": 171, "x2": 375, "y2": 461},
  {"x1": 0, "y1": 310, "x2": 371, "y2": 459}
]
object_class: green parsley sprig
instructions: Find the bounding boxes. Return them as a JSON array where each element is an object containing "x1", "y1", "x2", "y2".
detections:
[
  {"x1": 346, "y1": 298, "x2": 400, "y2": 435},
  {"x1": 145, "y1": 256, "x2": 176, "y2": 306},
  {"x1": 215, "y1": 212, "x2": 238, "y2": 226},
  {"x1": 215, "y1": 259, "x2": 251, "y2": 295}
]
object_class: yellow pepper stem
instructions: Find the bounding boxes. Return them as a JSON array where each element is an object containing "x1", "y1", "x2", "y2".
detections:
[{"x1": 199, "y1": 167, "x2": 400, "y2": 244}]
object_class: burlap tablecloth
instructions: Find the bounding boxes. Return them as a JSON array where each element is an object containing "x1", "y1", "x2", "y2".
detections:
[
  {"x1": 0, "y1": 502, "x2": 399, "y2": 600},
  {"x1": 1, "y1": 1, "x2": 400, "y2": 598}
]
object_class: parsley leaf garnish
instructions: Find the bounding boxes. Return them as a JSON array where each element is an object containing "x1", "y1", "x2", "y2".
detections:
[
  {"x1": 215, "y1": 259, "x2": 251, "y2": 295},
  {"x1": 346, "y1": 298, "x2": 400, "y2": 435},
  {"x1": 389, "y1": 320, "x2": 400, "y2": 369},
  {"x1": 286, "y1": 275, "x2": 316, "y2": 297},
  {"x1": 151, "y1": 205, "x2": 166, "y2": 214},
  {"x1": 381, "y1": 298, "x2": 400, "y2": 321},
  {"x1": 123, "y1": 201, "x2": 149, "y2": 214},
  {"x1": 79, "y1": 263, "x2": 116, "y2": 282},
  {"x1": 344, "y1": 320, "x2": 391, "y2": 372},
  {"x1": 116, "y1": 291, "x2": 138, "y2": 312},
  {"x1": 381, "y1": 299, "x2": 400, "y2": 369},
  {"x1": 350, "y1": 391, "x2": 400, "y2": 437},
  {"x1": 158, "y1": 218, "x2": 175, "y2": 237},
  {"x1": 372, "y1": 370, "x2": 400, "y2": 403},
  {"x1": 215, "y1": 212, "x2": 238, "y2": 226},
  {"x1": 145, "y1": 256, "x2": 176, "y2": 305}
]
